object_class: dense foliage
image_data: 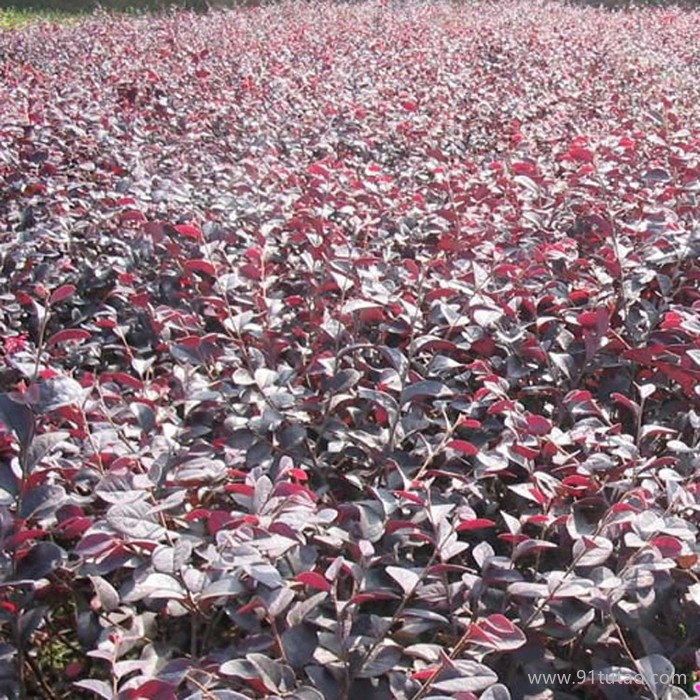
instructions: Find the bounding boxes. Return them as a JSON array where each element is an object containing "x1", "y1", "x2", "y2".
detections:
[
  {"x1": 1, "y1": 2, "x2": 700, "y2": 698},
  {"x1": 3, "y1": 0, "x2": 212, "y2": 14}
]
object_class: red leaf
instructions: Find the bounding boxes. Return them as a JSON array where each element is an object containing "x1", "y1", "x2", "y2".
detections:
[
  {"x1": 511, "y1": 161, "x2": 537, "y2": 176},
  {"x1": 499, "y1": 533, "x2": 528, "y2": 545},
  {"x1": 38, "y1": 368, "x2": 59, "y2": 379},
  {"x1": 578, "y1": 307, "x2": 609, "y2": 333},
  {"x1": 50, "y1": 284, "x2": 76, "y2": 305},
  {"x1": 350, "y1": 591, "x2": 400, "y2": 604},
  {"x1": 5, "y1": 529, "x2": 47, "y2": 550},
  {"x1": 611, "y1": 392, "x2": 640, "y2": 414},
  {"x1": 457, "y1": 418, "x2": 482, "y2": 429},
  {"x1": 570, "y1": 289, "x2": 590, "y2": 305},
  {"x1": 127, "y1": 679, "x2": 177, "y2": 700},
  {"x1": 456, "y1": 518, "x2": 496, "y2": 531},
  {"x1": 411, "y1": 667, "x2": 439, "y2": 681},
  {"x1": 307, "y1": 162, "x2": 329, "y2": 178},
  {"x1": 385, "y1": 521, "x2": 416, "y2": 534},
  {"x1": 487, "y1": 399, "x2": 516, "y2": 415},
  {"x1": 562, "y1": 475, "x2": 596, "y2": 496},
  {"x1": 438, "y1": 234, "x2": 459, "y2": 252},
  {"x1": 525, "y1": 514, "x2": 553, "y2": 525},
  {"x1": 526, "y1": 415, "x2": 552, "y2": 436},
  {"x1": 471, "y1": 336, "x2": 497, "y2": 356},
  {"x1": 622, "y1": 345, "x2": 664, "y2": 364},
  {"x1": 651, "y1": 536, "x2": 683, "y2": 558},
  {"x1": 143, "y1": 221, "x2": 166, "y2": 240},
  {"x1": 55, "y1": 516, "x2": 92, "y2": 539},
  {"x1": 656, "y1": 362, "x2": 698, "y2": 396},
  {"x1": 511, "y1": 443, "x2": 539, "y2": 459},
  {"x1": 184, "y1": 259, "x2": 216, "y2": 276},
  {"x1": 244, "y1": 247, "x2": 263, "y2": 261},
  {"x1": 47, "y1": 329, "x2": 91, "y2": 347},
  {"x1": 295, "y1": 571, "x2": 332, "y2": 592},
  {"x1": 471, "y1": 613, "x2": 526, "y2": 650},
  {"x1": 184, "y1": 509, "x2": 211, "y2": 521},
  {"x1": 101, "y1": 372, "x2": 144, "y2": 390},
  {"x1": 207, "y1": 511, "x2": 235, "y2": 534},
  {"x1": 173, "y1": 224, "x2": 203, "y2": 241},
  {"x1": 120, "y1": 209, "x2": 146, "y2": 224},
  {"x1": 447, "y1": 440, "x2": 478, "y2": 456},
  {"x1": 567, "y1": 146, "x2": 594, "y2": 163},
  {"x1": 661, "y1": 311, "x2": 684, "y2": 329},
  {"x1": 246, "y1": 679, "x2": 272, "y2": 695},
  {"x1": 223, "y1": 484, "x2": 254, "y2": 496},
  {"x1": 239, "y1": 263, "x2": 262, "y2": 280},
  {"x1": 394, "y1": 490, "x2": 425, "y2": 505},
  {"x1": 427, "y1": 563, "x2": 467, "y2": 575},
  {"x1": 676, "y1": 554, "x2": 698, "y2": 570}
]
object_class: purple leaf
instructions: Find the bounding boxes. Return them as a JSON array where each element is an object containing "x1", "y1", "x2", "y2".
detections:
[
  {"x1": 0, "y1": 394, "x2": 34, "y2": 448},
  {"x1": 14, "y1": 542, "x2": 64, "y2": 581},
  {"x1": 281, "y1": 625, "x2": 318, "y2": 669},
  {"x1": 355, "y1": 643, "x2": 402, "y2": 678},
  {"x1": 401, "y1": 381, "x2": 453, "y2": 404},
  {"x1": 26, "y1": 376, "x2": 86, "y2": 413}
]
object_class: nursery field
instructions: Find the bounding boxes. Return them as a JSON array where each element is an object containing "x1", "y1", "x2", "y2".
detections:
[{"x1": 1, "y1": 2, "x2": 700, "y2": 698}]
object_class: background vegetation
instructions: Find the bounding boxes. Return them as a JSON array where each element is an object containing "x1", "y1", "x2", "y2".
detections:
[
  {"x1": 2, "y1": 0, "x2": 700, "y2": 16},
  {"x1": 0, "y1": 0, "x2": 213, "y2": 12},
  {"x1": 0, "y1": 0, "x2": 700, "y2": 15}
]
